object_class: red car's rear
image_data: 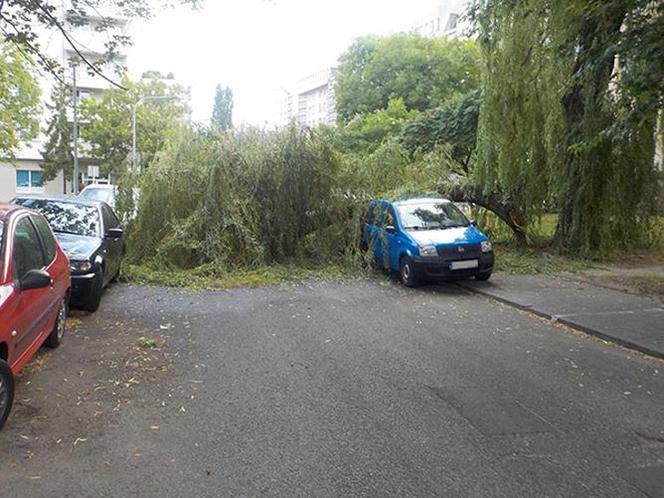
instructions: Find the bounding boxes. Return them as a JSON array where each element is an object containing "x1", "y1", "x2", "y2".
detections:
[{"x1": 0, "y1": 204, "x2": 71, "y2": 430}]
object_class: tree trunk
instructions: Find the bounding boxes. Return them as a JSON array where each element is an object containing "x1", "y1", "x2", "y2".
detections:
[{"x1": 440, "y1": 180, "x2": 528, "y2": 246}]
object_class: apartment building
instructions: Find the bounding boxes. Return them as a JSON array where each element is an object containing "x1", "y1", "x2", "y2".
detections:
[
  {"x1": 0, "y1": 4, "x2": 130, "y2": 202},
  {"x1": 277, "y1": 67, "x2": 337, "y2": 128},
  {"x1": 408, "y1": 0, "x2": 471, "y2": 38}
]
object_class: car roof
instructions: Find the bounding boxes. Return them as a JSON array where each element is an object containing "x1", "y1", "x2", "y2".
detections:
[
  {"x1": 12, "y1": 194, "x2": 104, "y2": 208},
  {"x1": 81, "y1": 184, "x2": 116, "y2": 190},
  {"x1": 391, "y1": 197, "x2": 451, "y2": 206},
  {"x1": 0, "y1": 204, "x2": 23, "y2": 221}
]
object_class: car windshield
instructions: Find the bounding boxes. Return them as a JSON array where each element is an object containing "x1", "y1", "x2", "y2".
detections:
[
  {"x1": 81, "y1": 187, "x2": 115, "y2": 206},
  {"x1": 15, "y1": 199, "x2": 100, "y2": 238},
  {"x1": 397, "y1": 201, "x2": 469, "y2": 231}
]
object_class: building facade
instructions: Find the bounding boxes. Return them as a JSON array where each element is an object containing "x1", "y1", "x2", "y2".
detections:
[
  {"x1": 408, "y1": 0, "x2": 471, "y2": 38},
  {"x1": 0, "y1": 3, "x2": 129, "y2": 202},
  {"x1": 277, "y1": 67, "x2": 337, "y2": 128}
]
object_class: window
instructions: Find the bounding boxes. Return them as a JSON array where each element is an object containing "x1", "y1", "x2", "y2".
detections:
[
  {"x1": 12, "y1": 217, "x2": 45, "y2": 281},
  {"x1": 101, "y1": 204, "x2": 119, "y2": 233},
  {"x1": 397, "y1": 202, "x2": 469, "y2": 231},
  {"x1": 16, "y1": 170, "x2": 44, "y2": 193},
  {"x1": 13, "y1": 199, "x2": 101, "y2": 238},
  {"x1": 32, "y1": 215, "x2": 57, "y2": 264},
  {"x1": 383, "y1": 205, "x2": 396, "y2": 228}
]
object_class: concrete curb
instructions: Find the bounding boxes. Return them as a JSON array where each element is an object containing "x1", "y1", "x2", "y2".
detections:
[{"x1": 457, "y1": 281, "x2": 664, "y2": 361}]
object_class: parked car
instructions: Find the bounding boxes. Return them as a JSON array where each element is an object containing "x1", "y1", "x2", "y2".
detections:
[
  {"x1": 11, "y1": 196, "x2": 125, "y2": 312},
  {"x1": 361, "y1": 197, "x2": 494, "y2": 286},
  {"x1": 79, "y1": 184, "x2": 117, "y2": 209},
  {"x1": 0, "y1": 204, "x2": 70, "y2": 430}
]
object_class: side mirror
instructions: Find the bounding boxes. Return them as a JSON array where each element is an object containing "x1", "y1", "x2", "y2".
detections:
[
  {"x1": 106, "y1": 228, "x2": 123, "y2": 239},
  {"x1": 385, "y1": 225, "x2": 397, "y2": 234},
  {"x1": 20, "y1": 269, "x2": 52, "y2": 291},
  {"x1": 469, "y1": 220, "x2": 477, "y2": 227}
]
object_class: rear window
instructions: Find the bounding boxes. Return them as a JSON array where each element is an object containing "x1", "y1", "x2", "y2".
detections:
[
  {"x1": 81, "y1": 187, "x2": 115, "y2": 206},
  {"x1": 14, "y1": 199, "x2": 100, "y2": 238}
]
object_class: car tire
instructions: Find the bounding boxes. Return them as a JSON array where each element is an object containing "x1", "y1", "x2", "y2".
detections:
[
  {"x1": 399, "y1": 256, "x2": 419, "y2": 287},
  {"x1": 475, "y1": 271, "x2": 492, "y2": 281},
  {"x1": 44, "y1": 299, "x2": 66, "y2": 349},
  {"x1": 84, "y1": 268, "x2": 104, "y2": 312},
  {"x1": 0, "y1": 360, "x2": 15, "y2": 431}
]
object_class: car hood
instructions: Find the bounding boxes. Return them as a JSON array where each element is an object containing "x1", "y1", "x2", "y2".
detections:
[
  {"x1": 407, "y1": 226, "x2": 487, "y2": 246},
  {"x1": 54, "y1": 232, "x2": 101, "y2": 261}
]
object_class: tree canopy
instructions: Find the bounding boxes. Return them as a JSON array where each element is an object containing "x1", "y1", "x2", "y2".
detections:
[
  {"x1": 0, "y1": 43, "x2": 40, "y2": 158},
  {"x1": 468, "y1": 0, "x2": 664, "y2": 254},
  {"x1": 335, "y1": 34, "x2": 481, "y2": 123},
  {"x1": 80, "y1": 77, "x2": 189, "y2": 174},
  {"x1": 211, "y1": 84, "x2": 234, "y2": 131},
  {"x1": 41, "y1": 82, "x2": 73, "y2": 183}
]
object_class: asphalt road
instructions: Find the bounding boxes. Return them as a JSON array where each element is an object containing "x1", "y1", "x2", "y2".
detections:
[{"x1": 1, "y1": 279, "x2": 663, "y2": 497}]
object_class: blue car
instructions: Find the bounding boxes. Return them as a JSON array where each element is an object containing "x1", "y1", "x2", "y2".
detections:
[{"x1": 361, "y1": 197, "x2": 494, "y2": 286}]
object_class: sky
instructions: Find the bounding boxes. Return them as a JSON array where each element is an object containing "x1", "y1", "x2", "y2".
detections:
[{"x1": 128, "y1": 0, "x2": 441, "y2": 126}]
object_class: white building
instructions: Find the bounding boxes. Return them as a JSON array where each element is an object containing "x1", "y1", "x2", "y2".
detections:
[
  {"x1": 408, "y1": 0, "x2": 471, "y2": 38},
  {"x1": 277, "y1": 67, "x2": 337, "y2": 128},
  {"x1": 0, "y1": 4, "x2": 130, "y2": 203}
]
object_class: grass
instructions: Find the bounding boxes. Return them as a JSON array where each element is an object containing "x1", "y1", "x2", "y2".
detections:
[
  {"x1": 493, "y1": 244, "x2": 591, "y2": 275},
  {"x1": 122, "y1": 262, "x2": 362, "y2": 290}
]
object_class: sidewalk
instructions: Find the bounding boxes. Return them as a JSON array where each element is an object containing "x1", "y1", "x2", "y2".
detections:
[{"x1": 459, "y1": 274, "x2": 664, "y2": 359}]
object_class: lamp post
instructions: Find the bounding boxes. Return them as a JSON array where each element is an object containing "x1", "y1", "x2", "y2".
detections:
[
  {"x1": 131, "y1": 95, "x2": 179, "y2": 173},
  {"x1": 71, "y1": 63, "x2": 80, "y2": 193}
]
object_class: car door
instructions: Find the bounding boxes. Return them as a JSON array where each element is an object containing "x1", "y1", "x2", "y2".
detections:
[
  {"x1": 31, "y1": 214, "x2": 67, "y2": 320},
  {"x1": 8, "y1": 215, "x2": 52, "y2": 363},
  {"x1": 372, "y1": 202, "x2": 389, "y2": 267},
  {"x1": 382, "y1": 205, "x2": 401, "y2": 271},
  {"x1": 100, "y1": 204, "x2": 122, "y2": 283}
]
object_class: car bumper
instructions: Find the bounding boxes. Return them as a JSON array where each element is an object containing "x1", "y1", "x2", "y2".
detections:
[
  {"x1": 69, "y1": 272, "x2": 96, "y2": 303},
  {"x1": 412, "y1": 252, "x2": 494, "y2": 279}
]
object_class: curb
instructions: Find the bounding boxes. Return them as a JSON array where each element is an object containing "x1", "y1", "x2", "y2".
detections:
[{"x1": 457, "y1": 282, "x2": 664, "y2": 361}]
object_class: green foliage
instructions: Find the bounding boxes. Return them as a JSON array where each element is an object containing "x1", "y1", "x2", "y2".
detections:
[
  {"x1": 128, "y1": 126, "x2": 362, "y2": 270},
  {"x1": 469, "y1": 0, "x2": 663, "y2": 255},
  {"x1": 335, "y1": 34, "x2": 481, "y2": 122},
  {"x1": 0, "y1": 43, "x2": 40, "y2": 158},
  {"x1": 80, "y1": 77, "x2": 189, "y2": 174},
  {"x1": 335, "y1": 98, "x2": 416, "y2": 154},
  {"x1": 211, "y1": 85, "x2": 234, "y2": 131},
  {"x1": 41, "y1": 82, "x2": 73, "y2": 183},
  {"x1": 400, "y1": 90, "x2": 481, "y2": 171}
]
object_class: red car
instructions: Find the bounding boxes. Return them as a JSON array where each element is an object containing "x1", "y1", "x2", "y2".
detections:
[{"x1": 0, "y1": 204, "x2": 71, "y2": 430}]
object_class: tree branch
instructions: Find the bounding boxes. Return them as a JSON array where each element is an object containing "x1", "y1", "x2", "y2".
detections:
[{"x1": 32, "y1": 0, "x2": 127, "y2": 90}]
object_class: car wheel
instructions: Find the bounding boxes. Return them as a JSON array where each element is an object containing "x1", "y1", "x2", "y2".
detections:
[
  {"x1": 84, "y1": 268, "x2": 104, "y2": 312},
  {"x1": 45, "y1": 299, "x2": 66, "y2": 349},
  {"x1": 475, "y1": 271, "x2": 492, "y2": 281},
  {"x1": 0, "y1": 360, "x2": 15, "y2": 431},
  {"x1": 399, "y1": 256, "x2": 419, "y2": 287}
]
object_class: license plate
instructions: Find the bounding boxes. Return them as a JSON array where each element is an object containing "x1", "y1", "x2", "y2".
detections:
[{"x1": 450, "y1": 259, "x2": 479, "y2": 270}]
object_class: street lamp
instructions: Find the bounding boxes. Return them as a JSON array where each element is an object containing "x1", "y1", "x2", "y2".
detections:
[{"x1": 131, "y1": 95, "x2": 180, "y2": 173}]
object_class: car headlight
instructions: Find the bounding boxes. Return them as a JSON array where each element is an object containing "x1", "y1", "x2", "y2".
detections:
[
  {"x1": 419, "y1": 245, "x2": 437, "y2": 257},
  {"x1": 71, "y1": 260, "x2": 92, "y2": 272},
  {"x1": 481, "y1": 241, "x2": 493, "y2": 253}
]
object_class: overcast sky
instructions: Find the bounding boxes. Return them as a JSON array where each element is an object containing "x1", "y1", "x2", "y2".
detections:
[{"x1": 127, "y1": 0, "x2": 441, "y2": 126}]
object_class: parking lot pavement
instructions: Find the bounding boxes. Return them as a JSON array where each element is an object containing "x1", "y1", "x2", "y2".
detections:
[
  {"x1": 460, "y1": 273, "x2": 664, "y2": 359},
  {"x1": 1, "y1": 280, "x2": 663, "y2": 497}
]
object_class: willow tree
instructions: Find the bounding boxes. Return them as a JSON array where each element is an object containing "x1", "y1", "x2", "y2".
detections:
[{"x1": 470, "y1": 0, "x2": 663, "y2": 254}]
